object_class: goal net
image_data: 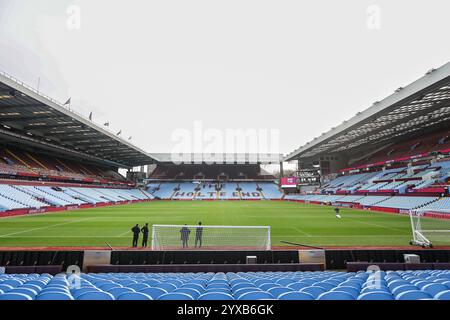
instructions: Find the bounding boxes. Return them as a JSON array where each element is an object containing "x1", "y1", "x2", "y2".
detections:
[
  {"x1": 151, "y1": 225, "x2": 271, "y2": 251},
  {"x1": 409, "y1": 209, "x2": 450, "y2": 247}
]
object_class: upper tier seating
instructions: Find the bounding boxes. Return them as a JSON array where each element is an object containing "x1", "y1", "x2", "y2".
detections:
[
  {"x1": 0, "y1": 148, "x2": 126, "y2": 183},
  {"x1": 1, "y1": 270, "x2": 449, "y2": 300}
]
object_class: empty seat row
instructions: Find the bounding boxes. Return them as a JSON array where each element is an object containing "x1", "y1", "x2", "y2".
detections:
[{"x1": 1, "y1": 270, "x2": 449, "y2": 300}]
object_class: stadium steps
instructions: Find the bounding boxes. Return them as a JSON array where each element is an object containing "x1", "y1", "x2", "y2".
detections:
[
  {"x1": 13, "y1": 185, "x2": 65, "y2": 207},
  {"x1": 138, "y1": 189, "x2": 153, "y2": 199},
  {"x1": 10, "y1": 185, "x2": 51, "y2": 206},
  {"x1": 63, "y1": 188, "x2": 99, "y2": 204},
  {"x1": 35, "y1": 186, "x2": 84, "y2": 205},
  {"x1": 6, "y1": 185, "x2": 49, "y2": 208},
  {"x1": 415, "y1": 197, "x2": 443, "y2": 210},
  {"x1": 256, "y1": 183, "x2": 267, "y2": 200},
  {"x1": 0, "y1": 192, "x2": 27, "y2": 209},
  {"x1": 169, "y1": 184, "x2": 180, "y2": 200},
  {"x1": 236, "y1": 183, "x2": 243, "y2": 200}
]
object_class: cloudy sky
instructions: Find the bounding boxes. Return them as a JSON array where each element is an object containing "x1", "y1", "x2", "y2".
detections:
[{"x1": 1, "y1": 0, "x2": 449, "y2": 158}]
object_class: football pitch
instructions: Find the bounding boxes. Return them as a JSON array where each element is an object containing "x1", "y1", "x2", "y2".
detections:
[{"x1": 0, "y1": 200, "x2": 440, "y2": 248}]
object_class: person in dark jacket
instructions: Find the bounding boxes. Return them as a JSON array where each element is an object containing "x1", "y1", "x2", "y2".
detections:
[
  {"x1": 180, "y1": 224, "x2": 191, "y2": 248},
  {"x1": 195, "y1": 222, "x2": 203, "y2": 248},
  {"x1": 141, "y1": 223, "x2": 149, "y2": 248},
  {"x1": 131, "y1": 224, "x2": 140, "y2": 247}
]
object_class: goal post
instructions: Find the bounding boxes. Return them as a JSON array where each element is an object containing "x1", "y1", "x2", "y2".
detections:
[
  {"x1": 409, "y1": 209, "x2": 450, "y2": 247},
  {"x1": 151, "y1": 224, "x2": 271, "y2": 251}
]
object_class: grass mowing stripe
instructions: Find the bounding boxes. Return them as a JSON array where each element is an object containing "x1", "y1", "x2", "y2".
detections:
[{"x1": 0, "y1": 217, "x2": 97, "y2": 238}]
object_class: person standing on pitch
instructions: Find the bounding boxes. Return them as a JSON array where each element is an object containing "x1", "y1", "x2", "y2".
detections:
[
  {"x1": 141, "y1": 223, "x2": 149, "y2": 248},
  {"x1": 195, "y1": 222, "x2": 203, "y2": 248},
  {"x1": 131, "y1": 224, "x2": 140, "y2": 247},
  {"x1": 180, "y1": 224, "x2": 191, "y2": 248},
  {"x1": 334, "y1": 207, "x2": 342, "y2": 219}
]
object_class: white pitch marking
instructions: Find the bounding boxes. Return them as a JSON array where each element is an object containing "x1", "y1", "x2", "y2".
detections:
[{"x1": 0, "y1": 217, "x2": 97, "y2": 238}]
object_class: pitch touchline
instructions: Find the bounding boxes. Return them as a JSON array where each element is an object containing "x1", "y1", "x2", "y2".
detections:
[{"x1": 0, "y1": 217, "x2": 97, "y2": 238}]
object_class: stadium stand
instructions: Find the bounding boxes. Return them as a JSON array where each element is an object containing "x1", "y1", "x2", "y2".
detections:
[
  {"x1": 238, "y1": 182, "x2": 262, "y2": 200},
  {"x1": 0, "y1": 184, "x2": 153, "y2": 212},
  {"x1": 1, "y1": 270, "x2": 449, "y2": 300},
  {"x1": 146, "y1": 181, "x2": 282, "y2": 201}
]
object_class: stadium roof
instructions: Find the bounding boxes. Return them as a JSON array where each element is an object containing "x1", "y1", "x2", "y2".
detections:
[
  {"x1": 150, "y1": 153, "x2": 283, "y2": 164},
  {"x1": 285, "y1": 61, "x2": 450, "y2": 162},
  {"x1": 0, "y1": 70, "x2": 157, "y2": 168}
]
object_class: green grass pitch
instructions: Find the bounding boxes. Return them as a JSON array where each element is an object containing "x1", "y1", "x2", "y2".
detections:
[{"x1": 0, "y1": 200, "x2": 444, "y2": 248}]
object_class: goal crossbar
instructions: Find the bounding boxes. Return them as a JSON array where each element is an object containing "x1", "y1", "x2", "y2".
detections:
[{"x1": 151, "y1": 224, "x2": 271, "y2": 251}]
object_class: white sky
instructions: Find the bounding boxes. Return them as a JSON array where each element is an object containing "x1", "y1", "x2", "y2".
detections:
[{"x1": 1, "y1": 0, "x2": 450, "y2": 159}]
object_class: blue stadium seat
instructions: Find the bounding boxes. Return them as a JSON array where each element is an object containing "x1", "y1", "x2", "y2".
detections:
[
  {"x1": 314, "y1": 282, "x2": 335, "y2": 291},
  {"x1": 116, "y1": 292, "x2": 153, "y2": 300},
  {"x1": 237, "y1": 291, "x2": 274, "y2": 300},
  {"x1": 392, "y1": 285, "x2": 418, "y2": 296},
  {"x1": 127, "y1": 283, "x2": 150, "y2": 291},
  {"x1": 138, "y1": 287, "x2": 168, "y2": 299},
  {"x1": 158, "y1": 293, "x2": 194, "y2": 300},
  {"x1": 98, "y1": 283, "x2": 120, "y2": 291},
  {"x1": 76, "y1": 291, "x2": 114, "y2": 300},
  {"x1": 317, "y1": 291, "x2": 355, "y2": 300},
  {"x1": 2, "y1": 280, "x2": 23, "y2": 288},
  {"x1": 259, "y1": 283, "x2": 280, "y2": 291},
  {"x1": 205, "y1": 288, "x2": 232, "y2": 294},
  {"x1": 36, "y1": 292, "x2": 74, "y2": 300},
  {"x1": 107, "y1": 287, "x2": 135, "y2": 298},
  {"x1": 278, "y1": 292, "x2": 315, "y2": 300},
  {"x1": 0, "y1": 284, "x2": 13, "y2": 293},
  {"x1": 395, "y1": 290, "x2": 432, "y2": 300},
  {"x1": 154, "y1": 283, "x2": 177, "y2": 293},
  {"x1": 174, "y1": 288, "x2": 201, "y2": 299},
  {"x1": 142, "y1": 279, "x2": 161, "y2": 286},
  {"x1": 421, "y1": 283, "x2": 448, "y2": 297},
  {"x1": 198, "y1": 292, "x2": 234, "y2": 300},
  {"x1": 267, "y1": 287, "x2": 293, "y2": 298},
  {"x1": 330, "y1": 286, "x2": 360, "y2": 298},
  {"x1": 72, "y1": 288, "x2": 102, "y2": 299},
  {"x1": 299, "y1": 286, "x2": 327, "y2": 299},
  {"x1": 0, "y1": 293, "x2": 33, "y2": 300},
  {"x1": 10, "y1": 287, "x2": 38, "y2": 298},
  {"x1": 276, "y1": 279, "x2": 297, "y2": 286},
  {"x1": 233, "y1": 288, "x2": 262, "y2": 298},
  {"x1": 40, "y1": 287, "x2": 70, "y2": 294},
  {"x1": 287, "y1": 282, "x2": 308, "y2": 291},
  {"x1": 357, "y1": 291, "x2": 394, "y2": 300},
  {"x1": 434, "y1": 290, "x2": 450, "y2": 300}
]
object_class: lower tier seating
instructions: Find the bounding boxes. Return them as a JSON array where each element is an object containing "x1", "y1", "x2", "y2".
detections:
[
  {"x1": 0, "y1": 270, "x2": 449, "y2": 300},
  {"x1": 0, "y1": 184, "x2": 153, "y2": 211}
]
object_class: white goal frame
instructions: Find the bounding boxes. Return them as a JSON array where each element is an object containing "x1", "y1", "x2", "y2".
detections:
[
  {"x1": 151, "y1": 224, "x2": 271, "y2": 251},
  {"x1": 409, "y1": 209, "x2": 450, "y2": 247}
]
